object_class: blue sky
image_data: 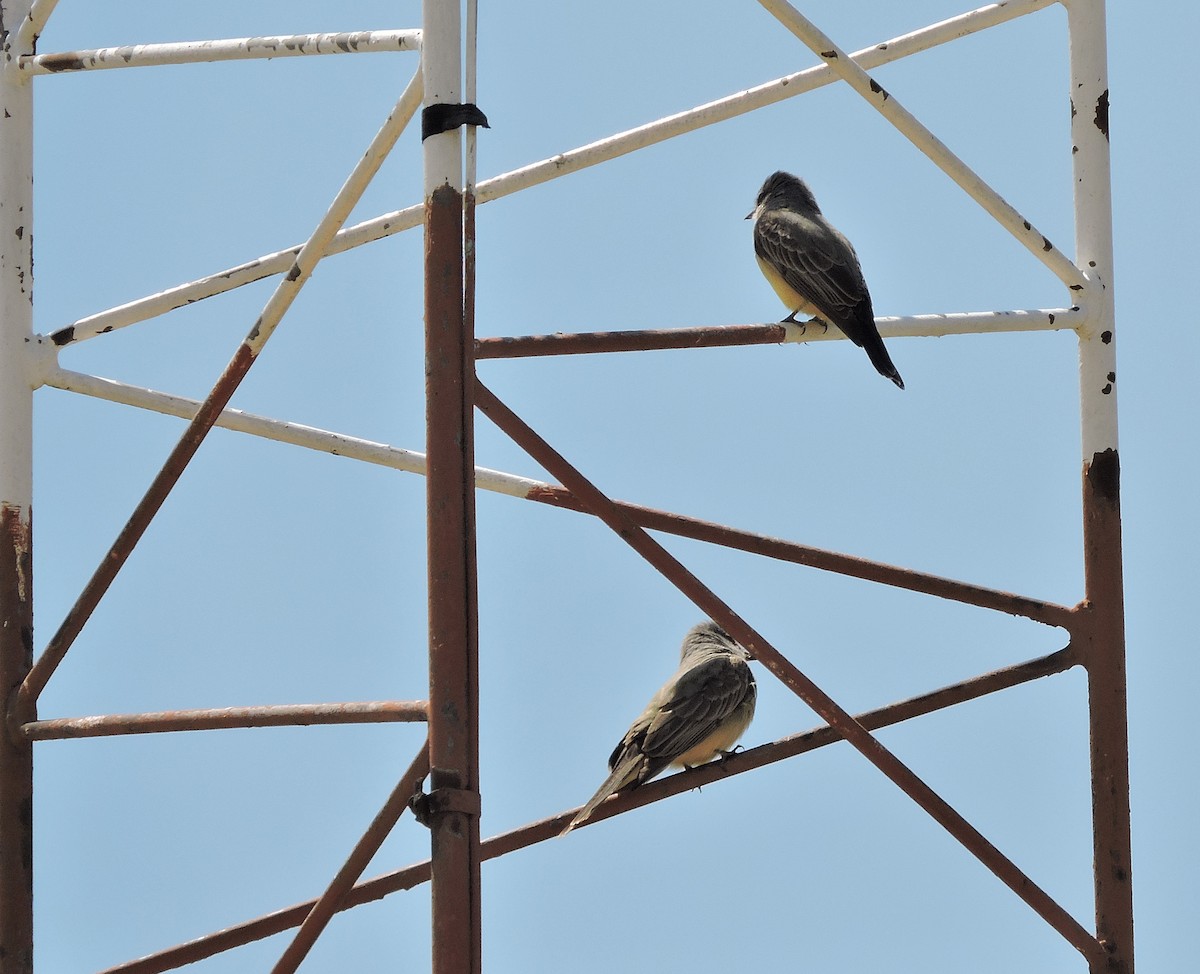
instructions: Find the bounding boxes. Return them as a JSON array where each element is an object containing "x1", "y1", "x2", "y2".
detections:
[{"x1": 18, "y1": 0, "x2": 1195, "y2": 970}]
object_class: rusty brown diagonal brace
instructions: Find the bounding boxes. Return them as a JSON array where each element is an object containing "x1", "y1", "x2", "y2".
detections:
[
  {"x1": 96, "y1": 645, "x2": 1077, "y2": 974},
  {"x1": 524, "y1": 487, "x2": 1075, "y2": 629},
  {"x1": 12, "y1": 346, "x2": 255, "y2": 730},
  {"x1": 270, "y1": 741, "x2": 431, "y2": 974},
  {"x1": 472, "y1": 378, "x2": 1104, "y2": 966}
]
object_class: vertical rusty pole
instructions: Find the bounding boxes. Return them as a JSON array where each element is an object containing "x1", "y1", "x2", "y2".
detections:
[
  {"x1": 422, "y1": 1, "x2": 481, "y2": 972},
  {"x1": 1068, "y1": 1, "x2": 1132, "y2": 971},
  {"x1": 0, "y1": 3, "x2": 35, "y2": 972}
]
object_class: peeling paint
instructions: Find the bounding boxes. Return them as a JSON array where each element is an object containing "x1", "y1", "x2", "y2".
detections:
[
  {"x1": 1094, "y1": 89, "x2": 1110, "y2": 140},
  {"x1": 1085, "y1": 448, "x2": 1120, "y2": 507},
  {"x1": 869, "y1": 78, "x2": 889, "y2": 101},
  {"x1": 1, "y1": 505, "x2": 31, "y2": 606},
  {"x1": 36, "y1": 52, "x2": 85, "y2": 72}
]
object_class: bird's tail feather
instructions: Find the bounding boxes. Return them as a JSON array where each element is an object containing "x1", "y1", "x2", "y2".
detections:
[
  {"x1": 863, "y1": 331, "x2": 904, "y2": 389},
  {"x1": 559, "y1": 757, "x2": 642, "y2": 836}
]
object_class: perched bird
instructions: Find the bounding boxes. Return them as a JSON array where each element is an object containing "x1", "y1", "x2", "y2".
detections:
[
  {"x1": 560, "y1": 621, "x2": 756, "y2": 835},
  {"x1": 748, "y1": 170, "x2": 904, "y2": 389}
]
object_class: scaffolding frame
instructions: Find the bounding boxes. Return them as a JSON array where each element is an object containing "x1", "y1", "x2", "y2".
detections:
[{"x1": 0, "y1": 1, "x2": 1130, "y2": 972}]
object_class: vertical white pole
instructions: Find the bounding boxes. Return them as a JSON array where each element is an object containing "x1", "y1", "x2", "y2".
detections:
[
  {"x1": 1068, "y1": 2, "x2": 1133, "y2": 971},
  {"x1": 0, "y1": 2, "x2": 35, "y2": 970}
]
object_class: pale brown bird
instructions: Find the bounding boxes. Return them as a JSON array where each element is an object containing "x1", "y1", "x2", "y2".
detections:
[
  {"x1": 561, "y1": 621, "x2": 756, "y2": 835},
  {"x1": 749, "y1": 170, "x2": 904, "y2": 389}
]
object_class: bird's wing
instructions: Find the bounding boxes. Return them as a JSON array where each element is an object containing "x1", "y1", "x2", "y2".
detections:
[
  {"x1": 560, "y1": 653, "x2": 753, "y2": 837},
  {"x1": 638, "y1": 653, "x2": 754, "y2": 770},
  {"x1": 753, "y1": 209, "x2": 871, "y2": 331}
]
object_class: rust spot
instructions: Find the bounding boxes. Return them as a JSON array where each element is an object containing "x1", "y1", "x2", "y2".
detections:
[
  {"x1": 1101, "y1": 330, "x2": 1112, "y2": 344},
  {"x1": 1023, "y1": 220, "x2": 1032, "y2": 231},
  {"x1": 1089, "y1": 260, "x2": 1097, "y2": 267},
  {"x1": 37, "y1": 52, "x2": 86, "y2": 72},
  {"x1": 13, "y1": 226, "x2": 22, "y2": 240},
  {"x1": 1094, "y1": 89, "x2": 1110, "y2": 140},
  {"x1": 1042, "y1": 237, "x2": 1053, "y2": 252},
  {"x1": 1085, "y1": 448, "x2": 1119, "y2": 507},
  {"x1": 820, "y1": 49, "x2": 838, "y2": 59},
  {"x1": 1, "y1": 504, "x2": 32, "y2": 611},
  {"x1": 869, "y1": 79, "x2": 889, "y2": 101},
  {"x1": 1101, "y1": 383, "x2": 1112, "y2": 395},
  {"x1": 285, "y1": 263, "x2": 302, "y2": 283},
  {"x1": 1070, "y1": 97, "x2": 1076, "y2": 120},
  {"x1": 50, "y1": 326, "x2": 74, "y2": 346},
  {"x1": 1072, "y1": 145, "x2": 1079, "y2": 154},
  {"x1": 1049, "y1": 314, "x2": 1056, "y2": 324},
  {"x1": 1107, "y1": 371, "x2": 1116, "y2": 383}
]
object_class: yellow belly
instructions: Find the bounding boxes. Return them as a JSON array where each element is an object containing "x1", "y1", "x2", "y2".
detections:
[
  {"x1": 673, "y1": 706, "x2": 754, "y2": 769},
  {"x1": 757, "y1": 256, "x2": 816, "y2": 317}
]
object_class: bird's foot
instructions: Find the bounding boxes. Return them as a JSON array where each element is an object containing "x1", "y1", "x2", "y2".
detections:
[{"x1": 719, "y1": 745, "x2": 745, "y2": 760}]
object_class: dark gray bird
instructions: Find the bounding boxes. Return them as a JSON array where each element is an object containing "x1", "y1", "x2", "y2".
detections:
[
  {"x1": 748, "y1": 170, "x2": 904, "y2": 389},
  {"x1": 561, "y1": 621, "x2": 757, "y2": 835}
]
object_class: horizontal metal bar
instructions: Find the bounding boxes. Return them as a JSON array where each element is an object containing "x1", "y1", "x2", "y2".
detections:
[
  {"x1": 21, "y1": 701, "x2": 428, "y2": 741},
  {"x1": 19, "y1": 30, "x2": 421, "y2": 75},
  {"x1": 46, "y1": 0, "x2": 1056, "y2": 349},
  {"x1": 97, "y1": 646, "x2": 1077, "y2": 973},
  {"x1": 44, "y1": 365, "x2": 1076, "y2": 629},
  {"x1": 758, "y1": 0, "x2": 1088, "y2": 294},
  {"x1": 475, "y1": 308, "x2": 1081, "y2": 359}
]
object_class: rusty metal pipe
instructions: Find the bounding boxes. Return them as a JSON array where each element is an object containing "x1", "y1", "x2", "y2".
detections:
[
  {"x1": 21, "y1": 701, "x2": 428, "y2": 741},
  {"x1": 423, "y1": 2, "x2": 482, "y2": 969},
  {"x1": 528, "y1": 486, "x2": 1077, "y2": 630},
  {"x1": 473, "y1": 379, "x2": 1104, "y2": 965}
]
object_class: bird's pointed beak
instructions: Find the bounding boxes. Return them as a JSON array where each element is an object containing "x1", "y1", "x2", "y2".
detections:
[{"x1": 744, "y1": 210, "x2": 754, "y2": 221}]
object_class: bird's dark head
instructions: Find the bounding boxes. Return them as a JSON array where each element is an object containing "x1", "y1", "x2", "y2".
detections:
[{"x1": 749, "y1": 170, "x2": 819, "y2": 219}]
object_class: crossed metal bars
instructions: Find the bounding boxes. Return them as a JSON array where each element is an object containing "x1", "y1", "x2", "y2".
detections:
[{"x1": 0, "y1": 1, "x2": 1129, "y2": 972}]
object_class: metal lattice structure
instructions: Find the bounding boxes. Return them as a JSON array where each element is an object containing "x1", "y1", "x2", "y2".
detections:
[{"x1": 0, "y1": 1, "x2": 1130, "y2": 972}]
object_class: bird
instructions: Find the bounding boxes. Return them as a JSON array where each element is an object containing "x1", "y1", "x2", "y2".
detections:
[
  {"x1": 748, "y1": 170, "x2": 904, "y2": 389},
  {"x1": 560, "y1": 621, "x2": 757, "y2": 835}
]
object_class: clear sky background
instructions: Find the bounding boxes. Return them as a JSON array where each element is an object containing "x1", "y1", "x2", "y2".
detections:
[{"x1": 19, "y1": 1, "x2": 1195, "y2": 971}]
